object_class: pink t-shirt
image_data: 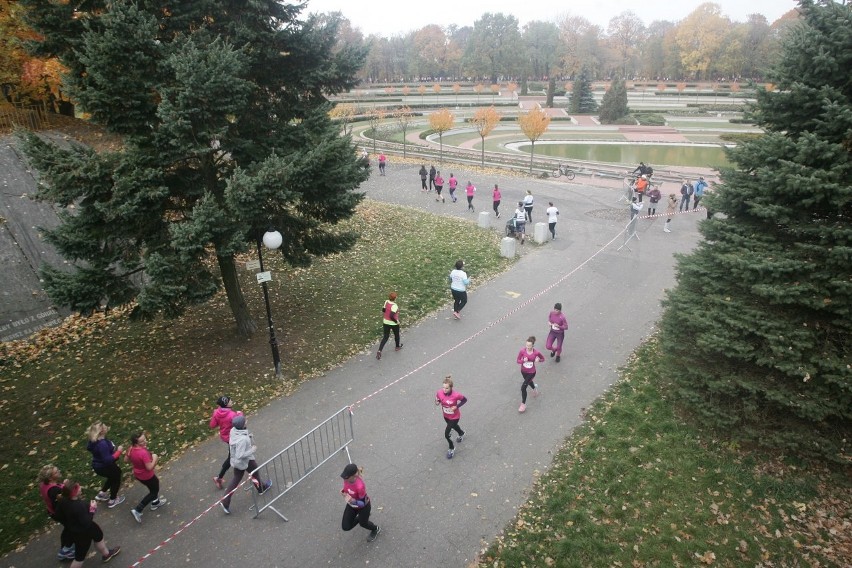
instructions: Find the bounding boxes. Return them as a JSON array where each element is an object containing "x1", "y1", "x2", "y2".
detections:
[
  {"x1": 128, "y1": 446, "x2": 155, "y2": 481},
  {"x1": 493, "y1": 188, "x2": 501, "y2": 202},
  {"x1": 466, "y1": 183, "x2": 475, "y2": 196},
  {"x1": 448, "y1": 177, "x2": 458, "y2": 189},
  {"x1": 548, "y1": 311, "x2": 568, "y2": 333},
  {"x1": 517, "y1": 348, "x2": 545, "y2": 374},
  {"x1": 435, "y1": 175, "x2": 444, "y2": 187},
  {"x1": 342, "y1": 477, "x2": 368, "y2": 508},
  {"x1": 436, "y1": 389, "x2": 465, "y2": 420}
]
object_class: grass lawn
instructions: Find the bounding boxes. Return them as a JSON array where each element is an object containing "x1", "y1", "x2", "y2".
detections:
[
  {"x1": 476, "y1": 338, "x2": 851, "y2": 568},
  {"x1": 0, "y1": 200, "x2": 512, "y2": 555}
]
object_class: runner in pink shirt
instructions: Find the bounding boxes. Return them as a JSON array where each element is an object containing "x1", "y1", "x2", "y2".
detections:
[
  {"x1": 545, "y1": 303, "x2": 569, "y2": 363},
  {"x1": 516, "y1": 336, "x2": 545, "y2": 413},
  {"x1": 340, "y1": 463, "x2": 381, "y2": 542},
  {"x1": 435, "y1": 376, "x2": 468, "y2": 459},
  {"x1": 125, "y1": 431, "x2": 167, "y2": 523},
  {"x1": 447, "y1": 173, "x2": 458, "y2": 202},
  {"x1": 465, "y1": 181, "x2": 476, "y2": 212}
]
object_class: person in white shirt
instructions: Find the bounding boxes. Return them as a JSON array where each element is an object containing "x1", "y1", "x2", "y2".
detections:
[
  {"x1": 545, "y1": 202, "x2": 559, "y2": 240},
  {"x1": 522, "y1": 190, "x2": 534, "y2": 222},
  {"x1": 630, "y1": 196, "x2": 643, "y2": 219},
  {"x1": 448, "y1": 260, "x2": 471, "y2": 319}
]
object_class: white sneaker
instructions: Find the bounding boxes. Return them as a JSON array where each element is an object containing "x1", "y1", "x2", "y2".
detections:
[
  {"x1": 131, "y1": 509, "x2": 142, "y2": 523},
  {"x1": 664, "y1": 226, "x2": 671, "y2": 233}
]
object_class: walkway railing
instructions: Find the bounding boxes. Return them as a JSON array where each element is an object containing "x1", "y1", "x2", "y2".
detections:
[{"x1": 249, "y1": 406, "x2": 355, "y2": 521}]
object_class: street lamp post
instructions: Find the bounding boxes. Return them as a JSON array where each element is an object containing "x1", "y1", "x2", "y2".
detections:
[{"x1": 257, "y1": 229, "x2": 283, "y2": 378}]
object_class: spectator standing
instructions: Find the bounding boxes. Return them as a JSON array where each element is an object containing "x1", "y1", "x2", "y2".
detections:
[
  {"x1": 679, "y1": 180, "x2": 693, "y2": 212},
  {"x1": 378, "y1": 153, "x2": 386, "y2": 176},
  {"x1": 545, "y1": 201, "x2": 559, "y2": 240},
  {"x1": 630, "y1": 197, "x2": 643, "y2": 219},
  {"x1": 693, "y1": 176, "x2": 707, "y2": 209},
  {"x1": 419, "y1": 165, "x2": 428, "y2": 191},
  {"x1": 522, "y1": 190, "x2": 534, "y2": 222},
  {"x1": 664, "y1": 194, "x2": 677, "y2": 232},
  {"x1": 126, "y1": 431, "x2": 168, "y2": 524},
  {"x1": 38, "y1": 464, "x2": 75, "y2": 561},
  {"x1": 516, "y1": 336, "x2": 545, "y2": 413},
  {"x1": 54, "y1": 480, "x2": 121, "y2": 566},
  {"x1": 646, "y1": 185, "x2": 662, "y2": 216},
  {"x1": 634, "y1": 175, "x2": 649, "y2": 202},
  {"x1": 544, "y1": 303, "x2": 568, "y2": 362},
  {"x1": 220, "y1": 415, "x2": 272, "y2": 514},
  {"x1": 492, "y1": 184, "x2": 501, "y2": 218},
  {"x1": 86, "y1": 422, "x2": 125, "y2": 509},
  {"x1": 428, "y1": 165, "x2": 436, "y2": 191},
  {"x1": 448, "y1": 260, "x2": 470, "y2": 319},
  {"x1": 210, "y1": 396, "x2": 242, "y2": 489},
  {"x1": 376, "y1": 292, "x2": 402, "y2": 360},
  {"x1": 447, "y1": 173, "x2": 458, "y2": 202},
  {"x1": 434, "y1": 172, "x2": 445, "y2": 202},
  {"x1": 340, "y1": 464, "x2": 381, "y2": 542},
  {"x1": 435, "y1": 376, "x2": 467, "y2": 459}
]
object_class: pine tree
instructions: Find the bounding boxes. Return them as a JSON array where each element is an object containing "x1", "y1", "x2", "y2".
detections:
[
  {"x1": 658, "y1": 0, "x2": 851, "y2": 462},
  {"x1": 568, "y1": 67, "x2": 597, "y2": 113},
  {"x1": 19, "y1": 0, "x2": 368, "y2": 337},
  {"x1": 598, "y1": 77, "x2": 630, "y2": 123}
]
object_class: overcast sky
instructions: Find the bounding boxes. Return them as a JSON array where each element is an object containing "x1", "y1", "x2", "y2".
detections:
[{"x1": 302, "y1": 0, "x2": 797, "y2": 37}]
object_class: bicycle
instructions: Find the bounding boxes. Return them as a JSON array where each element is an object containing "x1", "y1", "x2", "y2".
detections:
[{"x1": 551, "y1": 164, "x2": 576, "y2": 180}]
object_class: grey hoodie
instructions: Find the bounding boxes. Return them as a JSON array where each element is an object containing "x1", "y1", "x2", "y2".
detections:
[{"x1": 228, "y1": 427, "x2": 255, "y2": 470}]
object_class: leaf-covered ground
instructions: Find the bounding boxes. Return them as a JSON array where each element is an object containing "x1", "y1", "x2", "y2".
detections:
[
  {"x1": 476, "y1": 338, "x2": 851, "y2": 568},
  {"x1": 0, "y1": 200, "x2": 512, "y2": 554}
]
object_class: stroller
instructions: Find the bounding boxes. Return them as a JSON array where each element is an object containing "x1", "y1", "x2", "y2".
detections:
[{"x1": 506, "y1": 217, "x2": 525, "y2": 239}]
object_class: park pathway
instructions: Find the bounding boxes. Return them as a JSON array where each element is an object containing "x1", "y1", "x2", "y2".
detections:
[{"x1": 3, "y1": 163, "x2": 706, "y2": 568}]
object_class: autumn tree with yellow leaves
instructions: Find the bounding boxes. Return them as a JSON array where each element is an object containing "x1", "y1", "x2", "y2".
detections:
[
  {"x1": 518, "y1": 106, "x2": 550, "y2": 172},
  {"x1": 428, "y1": 108, "x2": 454, "y2": 164},
  {"x1": 470, "y1": 106, "x2": 500, "y2": 167}
]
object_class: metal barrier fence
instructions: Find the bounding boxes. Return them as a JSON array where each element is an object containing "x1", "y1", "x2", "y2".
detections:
[{"x1": 249, "y1": 406, "x2": 355, "y2": 521}]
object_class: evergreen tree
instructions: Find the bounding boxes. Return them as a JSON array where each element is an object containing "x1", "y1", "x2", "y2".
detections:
[
  {"x1": 658, "y1": 0, "x2": 851, "y2": 462},
  {"x1": 598, "y1": 77, "x2": 630, "y2": 123},
  {"x1": 568, "y1": 67, "x2": 597, "y2": 113},
  {"x1": 19, "y1": 0, "x2": 368, "y2": 337}
]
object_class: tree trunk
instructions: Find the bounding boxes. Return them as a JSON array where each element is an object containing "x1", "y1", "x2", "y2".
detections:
[
  {"x1": 218, "y1": 254, "x2": 258, "y2": 338},
  {"x1": 529, "y1": 141, "x2": 535, "y2": 173},
  {"x1": 481, "y1": 135, "x2": 485, "y2": 167},
  {"x1": 546, "y1": 77, "x2": 555, "y2": 108}
]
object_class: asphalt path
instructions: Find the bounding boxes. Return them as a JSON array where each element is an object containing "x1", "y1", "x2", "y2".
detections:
[{"x1": 3, "y1": 162, "x2": 705, "y2": 568}]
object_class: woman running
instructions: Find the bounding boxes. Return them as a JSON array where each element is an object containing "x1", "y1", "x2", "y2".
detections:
[
  {"x1": 38, "y1": 464, "x2": 75, "y2": 560},
  {"x1": 545, "y1": 303, "x2": 568, "y2": 363},
  {"x1": 85, "y1": 421, "x2": 125, "y2": 508},
  {"x1": 448, "y1": 260, "x2": 471, "y2": 319},
  {"x1": 492, "y1": 184, "x2": 501, "y2": 217},
  {"x1": 465, "y1": 181, "x2": 476, "y2": 212},
  {"x1": 516, "y1": 336, "x2": 545, "y2": 413},
  {"x1": 340, "y1": 463, "x2": 381, "y2": 542},
  {"x1": 210, "y1": 395, "x2": 242, "y2": 489},
  {"x1": 435, "y1": 376, "x2": 467, "y2": 459},
  {"x1": 54, "y1": 480, "x2": 121, "y2": 566},
  {"x1": 434, "y1": 171, "x2": 445, "y2": 202},
  {"x1": 126, "y1": 431, "x2": 167, "y2": 523}
]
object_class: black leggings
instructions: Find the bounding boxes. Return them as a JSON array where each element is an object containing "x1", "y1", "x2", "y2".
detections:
[
  {"x1": 493, "y1": 200, "x2": 500, "y2": 215},
  {"x1": 451, "y1": 289, "x2": 467, "y2": 314},
  {"x1": 133, "y1": 475, "x2": 160, "y2": 512},
  {"x1": 521, "y1": 372, "x2": 537, "y2": 403},
  {"x1": 218, "y1": 446, "x2": 231, "y2": 479},
  {"x1": 378, "y1": 324, "x2": 400, "y2": 351},
  {"x1": 70, "y1": 523, "x2": 104, "y2": 562},
  {"x1": 342, "y1": 501, "x2": 376, "y2": 532},
  {"x1": 49, "y1": 514, "x2": 74, "y2": 549},
  {"x1": 443, "y1": 417, "x2": 464, "y2": 450},
  {"x1": 467, "y1": 195, "x2": 474, "y2": 210},
  {"x1": 93, "y1": 463, "x2": 122, "y2": 499}
]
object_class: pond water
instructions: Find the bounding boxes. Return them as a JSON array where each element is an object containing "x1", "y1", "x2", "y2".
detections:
[{"x1": 514, "y1": 142, "x2": 731, "y2": 168}]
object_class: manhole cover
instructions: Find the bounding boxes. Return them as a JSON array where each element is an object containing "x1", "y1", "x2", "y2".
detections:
[{"x1": 586, "y1": 208, "x2": 628, "y2": 221}]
